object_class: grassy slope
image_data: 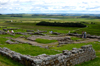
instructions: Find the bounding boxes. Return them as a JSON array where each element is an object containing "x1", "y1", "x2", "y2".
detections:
[{"x1": 76, "y1": 23, "x2": 100, "y2": 35}]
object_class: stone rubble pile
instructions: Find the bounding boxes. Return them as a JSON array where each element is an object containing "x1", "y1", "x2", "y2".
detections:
[
  {"x1": 15, "y1": 32, "x2": 27, "y2": 35},
  {"x1": 57, "y1": 37, "x2": 73, "y2": 45},
  {"x1": 0, "y1": 30, "x2": 7, "y2": 34},
  {"x1": 3, "y1": 28, "x2": 19, "y2": 31},
  {"x1": 37, "y1": 31, "x2": 47, "y2": 33},
  {"x1": 6, "y1": 40, "x2": 19, "y2": 44},
  {"x1": 33, "y1": 32, "x2": 44, "y2": 35},
  {"x1": 52, "y1": 32, "x2": 61, "y2": 35},
  {"x1": 0, "y1": 45, "x2": 96, "y2": 66},
  {"x1": 26, "y1": 30, "x2": 34, "y2": 32}
]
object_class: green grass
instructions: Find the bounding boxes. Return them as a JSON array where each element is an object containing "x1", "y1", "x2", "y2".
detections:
[
  {"x1": 35, "y1": 38, "x2": 57, "y2": 44},
  {"x1": 0, "y1": 44, "x2": 60, "y2": 56},
  {"x1": 0, "y1": 14, "x2": 100, "y2": 66},
  {"x1": 0, "y1": 37, "x2": 8, "y2": 45},
  {"x1": 70, "y1": 36, "x2": 82, "y2": 41},
  {"x1": 76, "y1": 23, "x2": 100, "y2": 35},
  {"x1": 51, "y1": 41, "x2": 100, "y2": 51},
  {"x1": 0, "y1": 34, "x2": 30, "y2": 38},
  {"x1": 75, "y1": 57, "x2": 100, "y2": 66},
  {"x1": 0, "y1": 55, "x2": 24, "y2": 66}
]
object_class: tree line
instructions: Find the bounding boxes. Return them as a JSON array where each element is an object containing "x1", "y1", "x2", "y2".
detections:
[{"x1": 36, "y1": 21, "x2": 86, "y2": 27}]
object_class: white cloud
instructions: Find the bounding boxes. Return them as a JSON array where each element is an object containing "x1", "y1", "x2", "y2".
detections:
[{"x1": 0, "y1": 0, "x2": 100, "y2": 14}]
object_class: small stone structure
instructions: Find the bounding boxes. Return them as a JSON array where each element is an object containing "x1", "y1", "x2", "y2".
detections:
[
  {"x1": 57, "y1": 37, "x2": 73, "y2": 45},
  {"x1": 0, "y1": 45, "x2": 96, "y2": 66}
]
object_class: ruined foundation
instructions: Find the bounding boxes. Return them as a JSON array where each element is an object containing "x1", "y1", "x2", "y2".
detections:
[{"x1": 0, "y1": 45, "x2": 96, "y2": 66}]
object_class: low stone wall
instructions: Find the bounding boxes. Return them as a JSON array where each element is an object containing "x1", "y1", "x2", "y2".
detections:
[
  {"x1": 87, "y1": 34, "x2": 100, "y2": 39},
  {"x1": 68, "y1": 33, "x2": 100, "y2": 39},
  {"x1": 57, "y1": 37, "x2": 73, "y2": 45},
  {"x1": 0, "y1": 45, "x2": 96, "y2": 66},
  {"x1": 6, "y1": 40, "x2": 19, "y2": 44},
  {"x1": 67, "y1": 33, "x2": 82, "y2": 38}
]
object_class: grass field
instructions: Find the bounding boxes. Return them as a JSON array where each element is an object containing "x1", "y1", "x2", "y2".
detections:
[
  {"x1": 0, "y1": 14, "x2": 100, "y2": 66},
  {"x1": 35, "y1": 38, "x2": 57, "y2": 44}
]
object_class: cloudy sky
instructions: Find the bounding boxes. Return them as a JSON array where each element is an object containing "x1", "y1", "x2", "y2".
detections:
[{"x1": 0, "y1": 0, "x2": 100, "y2": 14}]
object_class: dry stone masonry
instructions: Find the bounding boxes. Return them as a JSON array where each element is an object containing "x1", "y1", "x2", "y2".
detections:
[{"x1": 0, "y1": 45, "x2": 96, "y2": 66}]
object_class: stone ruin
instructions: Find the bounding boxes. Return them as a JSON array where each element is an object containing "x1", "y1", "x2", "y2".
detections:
[
  {"x1": 26, "y1": 30, "x2": 34, "y2": 32},
  {"x1": 87, "y1": 34, "x2": 100, "y2": 39},
  {"x1": 3, "y1": 28, "x2": 19, "y2": 31},
  {"x1": 68, "y1": 33, "x2": 100, "y2": 39},
  {"x1": 33, "y1": 32, "x2": 44, "y2": 35},
  {"x1": 52, "y1": 32, "x2": 61, "y2": 35},
  {"x1": 27, "y1": 35, "x2": 67, "y2": 41},
  {"x1": 0, "y1": 45, "x2": 96, "y2": 66},
  {"x1": 14, "y1": 31, "x2": 46, "y2": 35},
  {"x1": 67, "y1": 33, "x2": 82, "y2": 38},
  {"x1": 6, "y1": 40, "x2": 19, "y2": 44},
  {"x1": 57, "y1": 37, "x2": 73, "y2": 45},
  {"x1": 0, "y1": 30, "x2": 7, "y2": 34}
]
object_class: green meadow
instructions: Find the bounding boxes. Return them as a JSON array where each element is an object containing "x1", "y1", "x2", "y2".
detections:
[{"x1": 0, "y1": 14, "x2": 100, "y2": 66}]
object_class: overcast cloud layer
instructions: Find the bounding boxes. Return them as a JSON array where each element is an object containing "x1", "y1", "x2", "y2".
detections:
[{"x1": 0, "y1": 0, "x2": 100, "y2": 14}]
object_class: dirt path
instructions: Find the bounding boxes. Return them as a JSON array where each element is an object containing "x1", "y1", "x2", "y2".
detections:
[{"x1": 73, "y1": 38, "x2": 99, "y2": 44}]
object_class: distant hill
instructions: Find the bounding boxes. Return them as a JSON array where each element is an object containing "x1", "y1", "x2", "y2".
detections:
[{"x1": 1, "y1": 13, "x2": 100, "y2": 19}]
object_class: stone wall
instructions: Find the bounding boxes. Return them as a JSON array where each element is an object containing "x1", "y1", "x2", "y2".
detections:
[
  {"x1": 68, "y1": 33, "x2": 100, "y2": 39},
  {"x1": 57, "y1": 37, "x2": 73, "y2": 45},
  {"x1": 0, "y1": 45, "x2": 96, "y2": 66}
]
